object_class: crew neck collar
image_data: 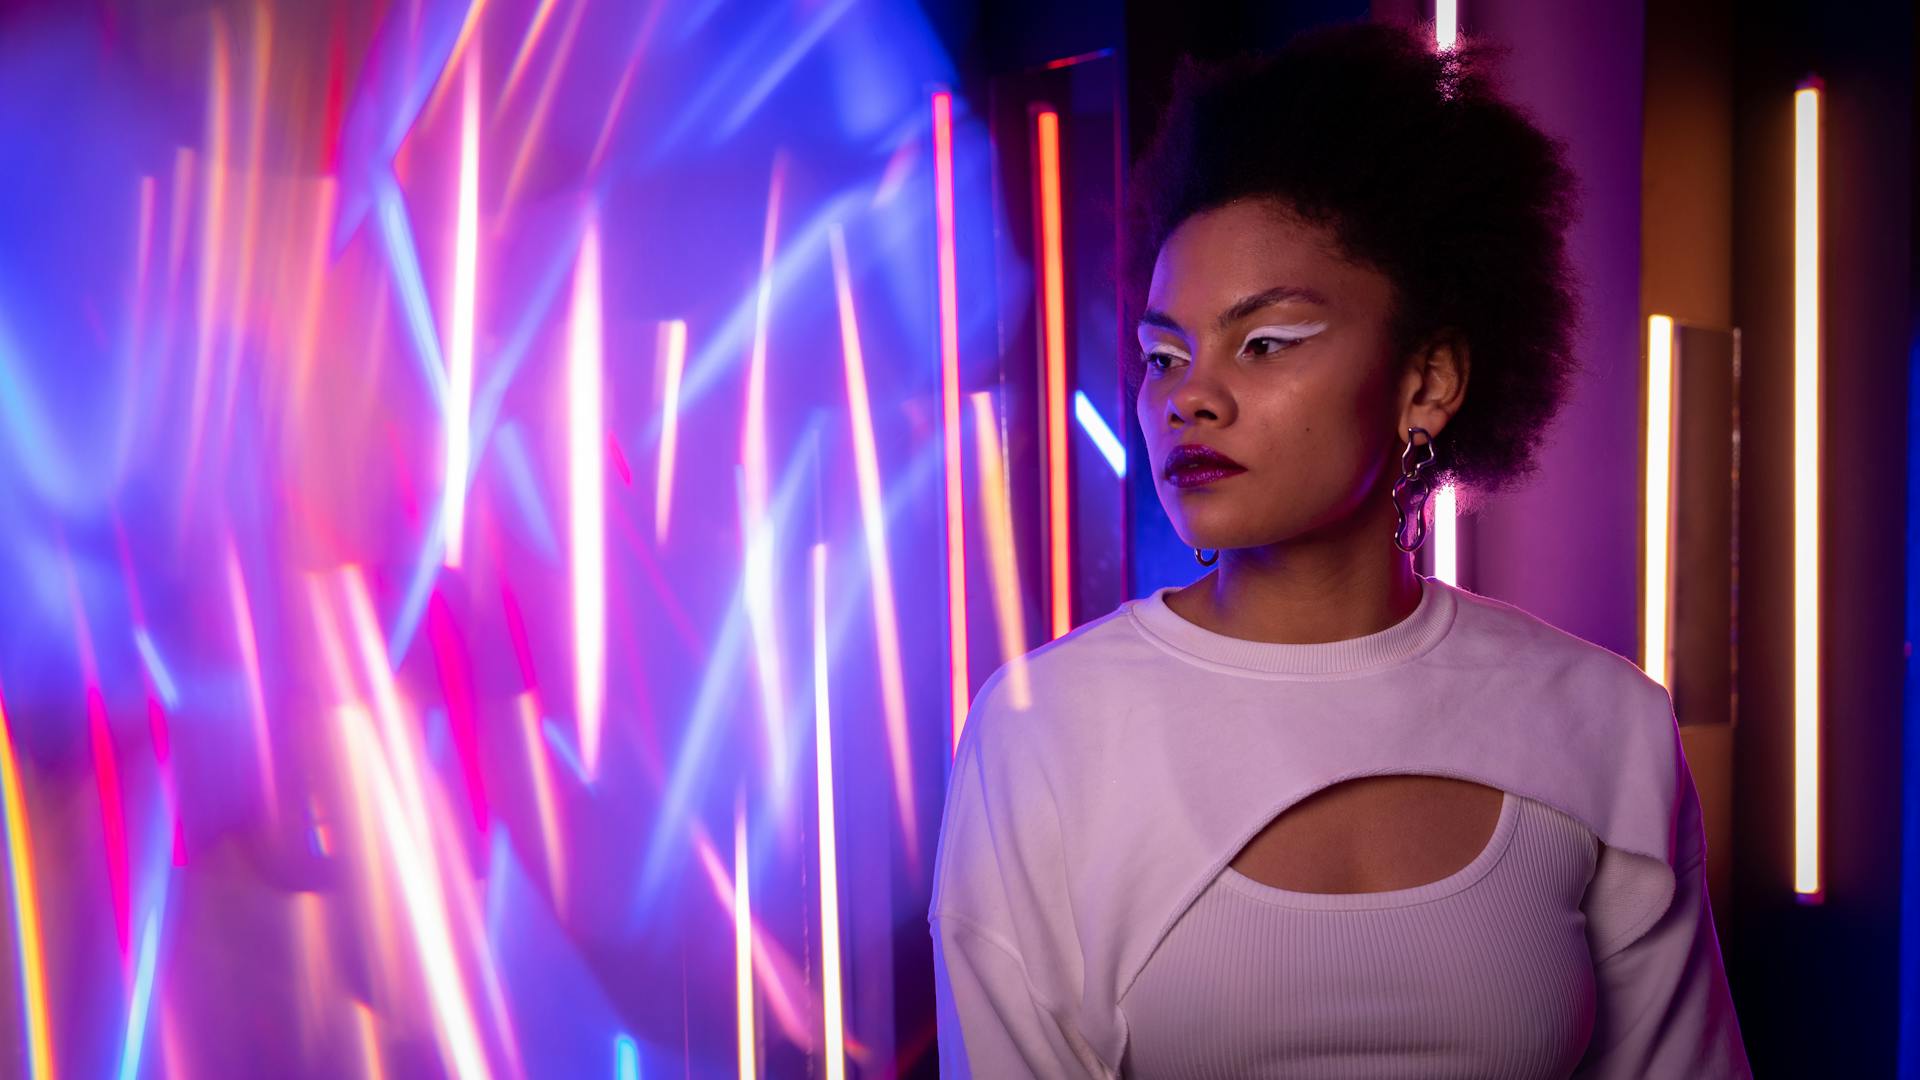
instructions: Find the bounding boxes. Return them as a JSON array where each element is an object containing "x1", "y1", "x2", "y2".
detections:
[{"x1": 1128, "y1": 574, "x2": 1458, "y2": 676}]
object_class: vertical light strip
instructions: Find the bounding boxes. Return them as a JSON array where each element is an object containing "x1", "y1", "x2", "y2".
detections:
[
  {"x1": 224, "y1": 539, "x2": 279, "y2": 816},
  {"x1": 1431, "y1": 483, "x2": 1458, "y2": 584},
  {"x1": 568, "y1": 221, "x2": 608, "y2": 779},
  {"x1": 741, "y1": 157, "x2": 789, "y2": 795},
  {"x1": 514, "y1": 692, "x2": 566, "y2": 911},
  {"x1": 1793, "y1": 82, "x2": 1822, "y2": 900},
  {"x1": 1643, "y1": 314, "x2": 1677, "y2": 688},
  {"x1": 0, "y1": 688, "x2": 54, "y2": 1080},
  {"x1": 811, "y1": 543, "x2": 846, "y2": 1080},
  {"x1": 1429, "y1": 8, "x2": 1459, "y2": 583},
  {"x1": 969, "y1": 392, "x2": 1033, "y2": 717},
  {"x1": 1035, "y1": 109, "x2": 1071, "y2": 639},
  {"x1": 932, "y1": 91, "x2": 972, "y2": 751},
  {"x1": 443, "y1": 48, "x2": 480, "y2": 568},
  {"x1": 828, "y1": 224, "x2": 920, "y2": 865},
  {"x1": 734, "y1": 791, "x2": 756, "y2": 1080},
  {"x1": 654, "y1": 319, "x2": 687, "y2": 545}
]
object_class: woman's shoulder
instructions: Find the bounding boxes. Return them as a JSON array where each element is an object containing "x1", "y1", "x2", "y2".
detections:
[
  {"x1": 1439, "y1": 581, "x2": 1669, "y2": 703},
  {"x1": 958, "y1": 599, "x2": 1162, "y2": 753}
]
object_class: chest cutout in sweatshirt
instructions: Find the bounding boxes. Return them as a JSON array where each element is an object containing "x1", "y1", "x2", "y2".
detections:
[{"x1": 1227, "y1": 773, "x2": 1508, "y2": 893}]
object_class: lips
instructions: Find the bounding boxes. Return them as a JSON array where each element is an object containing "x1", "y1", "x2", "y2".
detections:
[{"x1": 1164, "y1": 443, "x2": 1247, "y2": 488}]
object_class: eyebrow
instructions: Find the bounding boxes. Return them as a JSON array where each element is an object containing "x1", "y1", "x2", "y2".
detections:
[{"x1": 1138, "y1": 285, "x2": 1330, "y2": 338}]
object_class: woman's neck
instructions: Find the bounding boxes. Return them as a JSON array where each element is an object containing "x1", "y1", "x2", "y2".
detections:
[{"x1": 1166, "y1": 517, "x2": 1425, "y2": 646}]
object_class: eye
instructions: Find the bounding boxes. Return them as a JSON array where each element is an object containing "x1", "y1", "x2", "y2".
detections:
[
  {"x1": 1244, "y1": 335, "x2": 1302, "y2": 357},
  {"x1": 1141, "y1": 349, "x2": 1186, "y2": 376}
]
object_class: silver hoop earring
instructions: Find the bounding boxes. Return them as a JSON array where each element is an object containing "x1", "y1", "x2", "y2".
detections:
[
  {"x1": 1391, "y1": 426, "x2": 1437, "y2": 554},
  {"x1": 1194, "y1": 547, "x2": 1219, "y2": 567}
]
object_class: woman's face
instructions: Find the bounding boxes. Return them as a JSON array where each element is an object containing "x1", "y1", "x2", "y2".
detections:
[{"x1": 1135, "y1": 198, "x2": 1409, "y2": 554}]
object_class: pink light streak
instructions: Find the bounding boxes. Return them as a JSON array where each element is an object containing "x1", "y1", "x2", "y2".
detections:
[
  {"x1": 827, "y1": 223, "x2": 919, "y2": 871},
  {"x1": 224, "y1": 537, "x2": 280, "y2": 815},
  {"x1": 653, "y1": 319, "x2": 688, "y2": 545},
  {"x1": 568, "y1": 220, "x2": 608, "y2": 779},
  {"x1": 742, "y1": 156, "x2": 791, "y2": 802},
  {"x1": 443, "y1": 47, "x2": 481, "y2": 568},
  {"x1": 325, "y1": 569, "x2": 495, "y2": 1080}
]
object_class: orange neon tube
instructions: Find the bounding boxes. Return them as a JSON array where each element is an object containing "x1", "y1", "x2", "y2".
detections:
[{"x1": 1035, "y1": 109, "x2": 1070, "y2": 639}]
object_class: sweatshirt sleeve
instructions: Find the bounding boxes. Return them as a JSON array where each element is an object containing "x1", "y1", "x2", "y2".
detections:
[
  {"x1": 1573, "y1": 746, "x2": 1753, "y2": 1078},
  {"x1": 927, "y1": 675, "x2": 1110, "y2": 1079}
]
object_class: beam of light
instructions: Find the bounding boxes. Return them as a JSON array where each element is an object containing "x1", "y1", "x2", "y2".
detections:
[
  {"x1": 466, "y1": 221, "x2": 583, "y2": 481},
  {"x1": 114, "y1": 903, "x2": 165, "y2": 1080},
  {"x1": 288, "y1": 178, "x2": 338, "y2": 414},
  {"x1": 225, "y1": 538, "x2": 280, "y2": 814},
  {"x1": 742, "y1": 156, "x2": 791, "y2": 804},
  {"x1": 183, "y1": 11, "x2": 231, "y2": 498},
  {"x1": 827, "y1": 224, "x2": 919, "y2": 869},
  {"x1": 588, "y1": 7, "x2": 669, "y2": 174},
  {"x1": 615, "y1": 1033, "x2": 640, "y2": 1080},
  {"x1": 1793, "y1": 82, "x2": 1822, "y2": 901},
  {"x1": 324, "y1": 570, "x2": 493, "y2": 1080},
  {"x1": 540, "y1": 719, "x2": 589, "y2": 784},
  {"x1": 500, "y1": 0, "x2": 563, "y2": 106},
  {"x1": 352, "y1": 1000, "x2": 388, "y2": 1080},
  {"x1": 734, "y1": 791, "x2": 756, "y2": 1080},
  {"x1": 129, "y1": 176, "x2": 155, "y2": 367},
  {"x1": 932, "y1": 90, "x2": 972, "y2": 750},
  {"x1": 211, "y1": 3, "x2": 273, "y2": 466},
  {"x1": 60, "y1": 551, "x2": 133, "y2": 963},
  {"x1": 417, "y1": 0, "x2": 490, "y2": 125},
  {"x1": 687, "y1": 824, "x2": 815, "y2": 1050},
  {"x1": 632, "y1": 419, "x2": 824, "y2": 916},
  {"x1": 968, "y1": 392, "x2": 1032, "y2": 719},
  {"x1": 131, "y1": 629, "x2": 180, "y2": 711},
  {"x1": 443, "y1": 48, "x2": 481, "y2": 568},
  {"x1": 1072, "y1": 390, "x2": 1126, "y2": 479},
  {"x1": 375, "y1": 177, "x2": 452, "y2": 407},
  {"x1": 1432, "y1": 483, "x2": 1458, "y2": 585},
  {"x1": 514, "y1": 692, "x2": 566, "y2": 911},
  {"x1": 812, "y1": 544, "x2": 847, "y2": 1080},
  {"x1": 1436, "y1": 0, "x2": 1458, "y2": 50},
  {"x1": 500, "y1": 0, "x2": 589, "y2": 210},
  {"x1": 492, "y1": 421, "x2": 562, "y2": 559},
  {"x1": 0, "y1": 687, "x2": 55, "y2": 1080},
  {"x1": 568, "y1": 219, "x2": 609, "y2": 780},
  {"x1": 715, "y1": 0, "x2": 859, "y2": 141},
  {"x1": 653, "y1": 319, "x2": 688, "y2": 545},
  {"x1": 1642, "y1": 315, "x2": 1677, "y2": 687},
  {"x1": 1034, "y1": 109, "x2": 1071, "y2": 640},
  {"x1": 425, "y1": 593, "x2": 489, "y2": 833}
]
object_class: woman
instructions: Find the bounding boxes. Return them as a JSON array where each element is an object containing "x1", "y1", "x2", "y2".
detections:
[{"x1": 927, "y1": 18, "x2": 1751, "y2": 1080}]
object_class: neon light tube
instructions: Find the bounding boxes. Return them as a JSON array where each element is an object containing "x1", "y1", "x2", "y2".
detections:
[
  {"x1": 443, "y1": 50, "x2": 479, "y2": 567},
  {"x1": 933, "y1": 90, "x2": 972, "y2": 750},
  {"x1": 1035, "y1": 109, "x2": 1070, "y2": 638},
  {"x1": 812, "y1": 544, "x2": 847, "y2": 1080},
  {"x1": 1793, "y1": 82, "x2": 1822, "y2": 901},
  {"x1": 568, "y1": 221, "x2": 608, "y2": 779},
  {"x1": 1643, "y1": 315, "x2": 1677, "y2": 687}
]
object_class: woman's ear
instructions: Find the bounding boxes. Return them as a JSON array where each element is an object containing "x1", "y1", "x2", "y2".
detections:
[{"x1": 1399, "y1": 329, "x2": 1470, "y2": 440}]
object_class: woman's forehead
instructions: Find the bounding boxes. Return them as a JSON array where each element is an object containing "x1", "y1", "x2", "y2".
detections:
[{"x1": 1146, "y1": 207, "x2": 1380, "y2": 330}]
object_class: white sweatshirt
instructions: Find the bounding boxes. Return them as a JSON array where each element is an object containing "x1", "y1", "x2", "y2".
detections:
[{"x1": 927, "y1": 575, "x2": 1751, "y2": 1078}]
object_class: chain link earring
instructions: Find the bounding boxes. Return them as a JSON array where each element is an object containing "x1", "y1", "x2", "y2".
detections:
[{"x1": 1391, "y1": 426, "x2": 1438, "y2": 554}]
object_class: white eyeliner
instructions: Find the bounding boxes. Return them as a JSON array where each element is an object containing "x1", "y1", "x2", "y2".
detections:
[{"x1": 1241, "y1": 321, "x2": 1328, "y2": 348}]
